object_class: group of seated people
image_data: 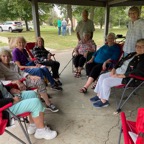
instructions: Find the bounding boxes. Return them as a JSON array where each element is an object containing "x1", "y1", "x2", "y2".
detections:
[
  {"x1": 1, "y1": 32, "x2": 144, "y2": 142},
  {"x1": 73, "y1": 32, "x2": 144, "y2": 108},
  {"x1": 0, "y1": 36, "x2": 64, "y2": 140}
]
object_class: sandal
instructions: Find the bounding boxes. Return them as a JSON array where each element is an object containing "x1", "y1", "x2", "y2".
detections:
[
  {"x1": 74, "y1": 72, "x2": 78, "y2": 77},
  {"x1": 79, "y1": 87, "x2": 87, "y2": 93},
  {"x1": 91, "y1": 84, "x2": 96, "y2": 89},
  {"x1": 91, "y1": 81, "x2": 97, "y2": 89},
  {"x1": 76, "y1": 72, "x2": 81, "y2": 78}
]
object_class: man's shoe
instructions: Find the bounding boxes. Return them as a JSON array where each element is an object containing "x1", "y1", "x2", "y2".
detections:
[
  {"x1": 46, "y1": 104, "x2": 59, "y2": 112},
  {"x1": 90, "y1": 96, "x2": 100, "y2": 102},
  {"x1": 28, "y1": 124, "x2": 37, "y2": 135},
  {"x1": 51, "y1": 85, "x2": 62, "y2": 91},
  {"x1": 56, "y1": 80, "x2": 62, "y2": 86},
  {"x1": 34, "y1": 126, "x2": 57, "y2": 140},
  {"x1": 93, "y1": 100, "x2": 109, "y2": 108}
]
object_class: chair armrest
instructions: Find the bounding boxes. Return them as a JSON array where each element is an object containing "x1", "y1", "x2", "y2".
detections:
[
  {"x1": 129, "y1": 74, "x2": 144, "y2": 81},
  {"x1": 0, "y1": 103, "x2": 13, "y2": 112}
]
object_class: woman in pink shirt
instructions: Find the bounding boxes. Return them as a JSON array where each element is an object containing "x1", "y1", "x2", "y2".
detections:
[{"x1": 73, "y1": 32, "x2": 96, "y2": 77}]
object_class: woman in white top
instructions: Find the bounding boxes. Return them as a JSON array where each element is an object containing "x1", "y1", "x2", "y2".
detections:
[{"x1": 90, "y1": 39, "x2": 144, "y2": 108}]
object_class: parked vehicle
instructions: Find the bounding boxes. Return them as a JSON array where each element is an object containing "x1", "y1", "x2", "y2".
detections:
[{"x1": 0, "y1": 21, "x2": 23, "y2": 32}]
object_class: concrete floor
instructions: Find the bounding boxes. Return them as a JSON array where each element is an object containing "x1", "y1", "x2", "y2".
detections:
[{"x1": 0, "y1": 50, "x2": 144, "y2": 144}]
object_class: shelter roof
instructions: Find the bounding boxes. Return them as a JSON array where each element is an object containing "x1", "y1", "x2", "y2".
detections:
[{"x1": 33, "y1": 0, "x2": 144, "y2": 7}]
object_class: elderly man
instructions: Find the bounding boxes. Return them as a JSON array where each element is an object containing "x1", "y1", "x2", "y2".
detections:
[{"x1": 76, "y1": 10, "x2": 95, "y2": 41}]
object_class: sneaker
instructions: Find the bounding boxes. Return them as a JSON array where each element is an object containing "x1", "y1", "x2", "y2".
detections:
[
  {"x1": 93, "y1": 100, "x2": 109, "y2": 108},
  {"x1": 51, "y1": 85, "x2": 63, "y2": 91},
  {"x1": 46, "y1": 104, "x2": 59, "y2": 112},
  {"x1": 28, "y1": 124, "x2": 37, "y2": 134},
  {"x1": 34, "y1": 126, "x2": 57, "y2": 140},
  {"x1": 90, "y1": 96, "x2": 100, "y2": 102}
]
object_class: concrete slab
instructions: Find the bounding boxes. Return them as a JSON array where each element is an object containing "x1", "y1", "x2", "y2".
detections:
[{"x1": 0, "y1": 49, "x2": 144, "y2": 144}]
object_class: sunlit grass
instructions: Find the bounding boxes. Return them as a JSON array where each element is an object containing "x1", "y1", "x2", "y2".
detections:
[{"x1": 0, "y1": 26, "x2": 127, "y2": 50}]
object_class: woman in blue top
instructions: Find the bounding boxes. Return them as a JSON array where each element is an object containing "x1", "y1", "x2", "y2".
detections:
[{"x1": 80, "y1": 33, "x2": 121, "y2": 93}]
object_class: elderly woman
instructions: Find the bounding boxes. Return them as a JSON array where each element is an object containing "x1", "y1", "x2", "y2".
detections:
[
  {"x1": 12, "y1": 36, "x2": 62, "y2": 91},
  {"x1": 73, "y1": 32, "x2": 96, "y2": 77},
  {"x1": 32, "y1": 37, "x2": 62, "y2": 86},
  {"x1": 80, "y1": 33, "x2": 121, "y2": 93},
  {"x1": 91, "y1": 39, "x2": 144, "y2": 108},
  {"x1": 0, "y1": 82, "x2": 57, "y2": 140},
  {"x1": 0, "y1": 48, "x2": 59, "y2": 112}
]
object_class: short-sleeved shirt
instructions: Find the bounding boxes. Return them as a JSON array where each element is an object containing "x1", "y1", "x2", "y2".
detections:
[
  {"x1": 123, "y1": 19, "x2": 144, "y2": 53},
  {"x1": 93, "y1": 44, "x2": 120, "y2": 64},
  {"x1": 12, "y1": 48, "x2": 29, "y2": 65},
  {"x1": 57, "y1": 20, "x2": 61, "y2": 27},
  {"x1": 75, "y1": 39, "x2": 96, "y2": 55},
  {"x1": 76, "y1": 19, "x2": 95, "y2": 40}
]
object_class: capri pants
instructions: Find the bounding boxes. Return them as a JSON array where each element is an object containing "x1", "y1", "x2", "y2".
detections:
[
  {"x1": 10, "y1": 91, "x2": 45, "y2": 118},
  {"x1": 73, "y1": 55, "x2": 86, "y2": 68}
]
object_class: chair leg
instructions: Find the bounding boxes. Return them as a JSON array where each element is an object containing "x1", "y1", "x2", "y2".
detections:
[
  {"x1": 16, "y1": 117, "x2": 32, "y2": 144},
  {"x1": 118, "y1": 127, "x2": 122, "y2": 144},
  {"x1": 7, "y1": 110, "x2": 32, "y2": 144},
  {"x1": 117, "y1": 80, "x2": 144, "y2": 112},
  {"x1": 5, "y1": 129, "x2": 26, "y2": 144}
]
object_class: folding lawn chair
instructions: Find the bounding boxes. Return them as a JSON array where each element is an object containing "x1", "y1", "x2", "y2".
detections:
[
  {"x1": 0, "y1": 103, "x2": 32, "y2": 144},
  {"x1": 118, "y1": 108, "x2": 144, "y2": 144},
  {"x1": 115, "y1": 74, "x2": 144, "y2": 113}
]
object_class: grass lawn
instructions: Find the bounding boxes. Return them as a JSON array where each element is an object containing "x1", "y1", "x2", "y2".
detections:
[{"x1": 0, "y1": 26, "x2": 127, "y2": 50}]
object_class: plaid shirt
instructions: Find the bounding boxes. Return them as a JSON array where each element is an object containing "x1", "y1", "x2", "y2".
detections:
[{"x1": 123, "y1": 19, "x2": 144, "y2": 53}]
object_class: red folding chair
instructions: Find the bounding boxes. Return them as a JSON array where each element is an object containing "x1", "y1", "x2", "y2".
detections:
[
  {"x1": 25, "y1": 42, "x2": 56, "y2": 61},
  {"x1": 0, "y1": 103, "x2": 32, "y2": 144},
  {"x1": 118, "y1": 108, "x2": 144, "y2": 144},
  {"x1": 115, "y1": 74, "x2": 144, "y2": 113},
  {"x1": 25, "y1": 42, "x2": 36, "y2": 59}
]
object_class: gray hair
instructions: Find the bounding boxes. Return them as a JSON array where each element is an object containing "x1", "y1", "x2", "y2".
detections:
[
  {"x1": 107, "y1": 32, "x2": 116, "y2": 39},
  {"x1": 82, "y1": 32, "x2": 91, "y2": 37},
  {"x1": 0, "y1": 47, "x2": 12, "y2": 60},
  {"x1": 136, "y1": 38, "x2": 144, "y2": 44}
]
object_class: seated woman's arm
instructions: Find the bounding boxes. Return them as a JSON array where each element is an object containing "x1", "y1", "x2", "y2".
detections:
[
  {"x1": 124, "y1": 60, "x2": 144, "y2": 77},
  {"x1": 15, "y1": 61, "x2": 37, "y2": 69}
]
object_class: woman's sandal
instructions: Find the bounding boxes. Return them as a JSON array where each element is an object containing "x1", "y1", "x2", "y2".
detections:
[
  {"x1": 76, "y1": 72, "x2": 81, "y2": 78},
  {"x1": 79, "y1": 87, "x2": 87, "y2": 93},
  {"x1": 74, "y1": 72, "x2": 78, "y2": 77},
  {"x1": 91, "y1": 83, "x2": 96, "y2": 89}
]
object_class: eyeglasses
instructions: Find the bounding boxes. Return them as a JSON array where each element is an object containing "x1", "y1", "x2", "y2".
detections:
[{"x1": 135, "y1": 45, "x2": 144, "y2": 49}]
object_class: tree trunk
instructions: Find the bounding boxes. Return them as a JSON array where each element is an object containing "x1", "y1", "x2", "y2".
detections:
[
  {"x1": 25, "y1": 20, "x2": 29, "y2": 31},
  {"x1": 90, "y1": 7, "x2": 95, "y2": 21},
  {"x1": 67, "y1": 4, "x2": 74, "y2": 32}
]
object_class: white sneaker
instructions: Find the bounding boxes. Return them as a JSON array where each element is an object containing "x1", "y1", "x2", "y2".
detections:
[
  {"x1": 28, "y1": 125, "x2": 37, "y2": 135},
  {"x1": 34, "y1": 126, "x2": 57, "y2": 140}
]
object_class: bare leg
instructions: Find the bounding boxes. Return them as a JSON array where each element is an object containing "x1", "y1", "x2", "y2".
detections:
[
  {"x1": 40, "y1": 92, "x2": 51, "y2": 106},
  {"x1": 83, "y1": 77, "x2": 94, "y2": 89},
  {"x1": 29, "y1": 112, "x2": 45, "y2": 129},
  {"x1": 78, "y1": 67, "x2": 82, "y2": 73}
]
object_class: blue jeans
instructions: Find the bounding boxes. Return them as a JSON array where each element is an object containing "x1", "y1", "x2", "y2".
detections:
[
  {"x1": 24, "y1": 67, "x2": 55, "y2": 86},
  {"x1": 62, "y1": 26, "x2": 66, "y2": 36},
  {"x1": 58, "y1": 27, "x2": 61, "y2": 35}
]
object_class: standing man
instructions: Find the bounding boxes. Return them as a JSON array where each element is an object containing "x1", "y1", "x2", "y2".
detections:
[
  {"x1": 76, "y1": 10, "x2": 95, "y2": 41},
  {"x1": 67, "y1": 18, "x2": 72, "y2": 35},
  {"x1": 57, "y1": 18, "x2": 62, "y2": 35},
  {"x1": 61, "y1": 18, "x2": 67, "y2": 36},
  {"x1": 123, "y1": 6, "x2": 144, "y2": 56}
]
